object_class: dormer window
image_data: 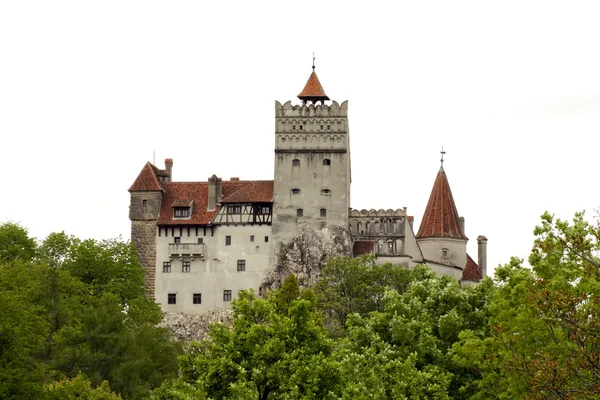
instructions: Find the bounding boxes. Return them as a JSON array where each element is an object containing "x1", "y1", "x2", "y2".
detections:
[{"x1": 174, "y1": 207, "x2": 190, "y2": 218}]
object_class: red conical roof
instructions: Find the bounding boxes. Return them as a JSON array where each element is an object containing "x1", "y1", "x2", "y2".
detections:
[
  {"x1": 129, "y1": 162, "x2": 163, "y2": 192},
  {"x1": 417, "y1": 167, "x2": 467, "y2": 240},
  {"x1": 297, "y1": 67, "x2": 330, "y2": 103}
]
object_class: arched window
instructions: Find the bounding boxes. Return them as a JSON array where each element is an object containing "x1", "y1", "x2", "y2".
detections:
[
  {"x1": 292, "y1": 159, "x2": 300, "y2": 166},
  {"x1": 323, "y1": 159, "x2": 331, "y2": 166}
]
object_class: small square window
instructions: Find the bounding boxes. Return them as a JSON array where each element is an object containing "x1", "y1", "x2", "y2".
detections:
[
  {"x1": 264, "y1": 236, "x2": 269, "y2": 243},
  {"x1": 193, "y1": 293, "x2": 201, "y2": 304},
  {"x1": 168, "y1": 293, "x2": 176, "y2": 304},
  {"x1": 226, "y1": 236, "x2": 231, "y2": 246},
  {"x1": 320, "y1": 208, "x2": 327, "y2": 217},
  {"x1": 174, "y1": 237, "x2": 181, "y2": 244},
  {"x1": 163, "y1": 262, "x2": 171, "y2": 273},
  {"x1": 182, "y1": 261, "x2": 191, "y2": 273},
  {"x1": 237, "y1": 260, "x2": 246, "y2": 271},
  {"x1": 250, "y1": 235, "x2": 255, "y2": 242},
  {"x1": 292, "y1": 188, "x2": 301, "y2": 195},
  {"x1": 297, "y1": 209, "x2": 303, "y2": 217},
  {"x1": 292, "y1": 159, "x2": 300, "y2": 166},
  {"x1": 142, "y1": 199, "x2": 148, "y2": 207},
  {"x1": 223, "y1": 290, "x2": 232, "y2": 302},
  {"x1": 198, "y1": 238, "x2": 204, "y2": 244},
  {"x1": 323, "y1": 159, "x2": 331, "y2": 166}
]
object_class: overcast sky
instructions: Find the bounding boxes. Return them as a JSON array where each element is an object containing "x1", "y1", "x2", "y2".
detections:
[{"x1": 1, "y1": 1, "x2": 599, "y2": 274}]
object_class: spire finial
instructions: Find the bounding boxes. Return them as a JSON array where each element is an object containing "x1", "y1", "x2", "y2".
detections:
[
  {"x1": 440, "y1": 146, "x2": 446, "y2": 168},
  {"x1": 312, "y1": 52, "x2": 315, "y2": 70}
]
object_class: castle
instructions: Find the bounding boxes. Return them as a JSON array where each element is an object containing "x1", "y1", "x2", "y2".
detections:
[{"x1": 129, "y1": 64, "x2": 487, "y2": 314}]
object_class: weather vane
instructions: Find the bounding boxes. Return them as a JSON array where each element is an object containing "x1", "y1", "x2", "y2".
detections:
[
  {"x1": 440, "y1": 146, "x2": 446, "y2": 167},
  {"x1": 312, "y1": 52, "x2": 316, "y2": 70}
]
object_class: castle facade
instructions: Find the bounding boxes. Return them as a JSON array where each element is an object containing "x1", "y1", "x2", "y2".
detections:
[{"x1": 129, "y1": 65, "x2": 487, "y2": 314}]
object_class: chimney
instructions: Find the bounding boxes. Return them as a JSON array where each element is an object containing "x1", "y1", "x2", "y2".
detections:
[
  {"x1": 477, "y1": 235, "x2": 488, "y2": 277},
  {"x1": 459, "y1": 216, "x2": 465, "y2": 236},
  {"x1": 165, "y1": 158, "x2": 173, "y2": 182},
  {"x1": 207, "y1": 174, "x2": 222, "y2": 211},
  {"x1": 230, "y1": 177, "x2": 240, "y2": 182}
]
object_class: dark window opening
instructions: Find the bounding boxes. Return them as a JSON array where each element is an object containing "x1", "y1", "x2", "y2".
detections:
[
  {"x1": 163, "y1": 262, "x2": 171, "y2": 273},
  {"x1": 198, "y1": 238, "x2": 204, "y2": 244},
  {"x1": 250, "y1": 235, "x2": 255, "y2": 242},
  {"x1": 264, "y1": 236, "x2": 269, "y2": 243},
  {"x1": 323, "y1": 159, "x2": 331, "y2": 166},
  {"x1": 174, "y1": 237, "x2": 181, "y2": 244},
  {"x1": 193, "y1": 293, "x2": 201, "y2": 304},
  {"x1": 292, "y1": 159, "x2": 300, "y2": 166},
  {"x1": 320, "y1": 208, "x2": 327, "y2": 217},
  {"x1": 237, "y1": 260, "x2": 246, "y2": 271},
  {"x1": 142, "y1": 199, "x2": 148, "y2": 207},
  {"x1": 168, "y1": 293, "x2": 176, "y2": 304},
  {"x1": 297, "y1": 209, "x2": 303, "y2": 217},
  {"x1": 223, "y1": 290, "x2": 232, "y2": 302},
  {"x1": 174, "y1": 207, "x2": 190, "y2": 218},
  {"x1": 321, "y1": 189, "x2": 331, "y2": 195},
  {"x1": 182, "y1": 261, "x2": 191, "y2": 273},
  {"x1": 299, "y1": 125, "x2": 303, "y2": 131},
  {"x1": 292, "y1": 188, "x2": 301, "y2": 195},
  {"x1": 226, "y1": 236, "x2": 231, "y2": 246}
]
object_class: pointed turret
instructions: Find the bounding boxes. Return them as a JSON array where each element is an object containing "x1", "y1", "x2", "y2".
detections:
[
  {"x1": 417, "y1": 163, "x2": 467, "y2": 240},
  {"x1": 297, "y1": 60, "x2": 330, "y2": 104}
]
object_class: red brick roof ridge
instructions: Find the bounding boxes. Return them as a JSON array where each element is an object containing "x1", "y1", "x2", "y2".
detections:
[
  {"x1": 462, "y1": 254, "x2": 483, "y2": 281},
  {"x1": 129, "y1": 162, "x2": 163, "y2": 192},
  {"x1": 298, "y1": 70, "x2": 330, "y2": 100},
  {"x1": 417, "y1": 167, "x2": 468, "y2": 240}
]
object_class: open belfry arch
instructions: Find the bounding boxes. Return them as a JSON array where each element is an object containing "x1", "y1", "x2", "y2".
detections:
[{"x1": 128, "y1": 59, "x2": 488, "y2": 315}]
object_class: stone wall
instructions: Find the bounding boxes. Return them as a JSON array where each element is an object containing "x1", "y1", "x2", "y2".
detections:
[{"x1": 131, "y1": 220, "x2": 157, "y2": 296}]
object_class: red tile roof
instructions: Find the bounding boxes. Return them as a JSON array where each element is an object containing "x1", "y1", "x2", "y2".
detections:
[
  {"x1": 417, "y1": 168, "x2": 467, "y2": 240},
  {"x1": 157, "y1": 180, "x2": 274, "y2": 225},
  {"x1": 297, "y1": 69, "x2": 330, "y2": 102},
  {"x1": 129, "y1": 162, "x2": 163, "y2": 192},
  {"x1": 462, "y1": 254, "x2": 483, "y2": 281},
  {"x1": 353, "y1": 240, "x2": 375, "y2": 256}
]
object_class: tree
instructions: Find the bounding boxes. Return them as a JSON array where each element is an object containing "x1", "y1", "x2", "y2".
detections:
[
  {"x1": 474, "y1": 212, "x2": 600, "y2": 399},
  {"x1": 315, "y1": 255, "x2": 413, "y2": 335},
  {"x1": 169, "y1": 275, "x2": 341, "y2": 399},
  {"x1": 44, "y1": 373, "x2": 122, "y2": 400},
  {"x1": 0, "y1": 221, "x2": 36, "y2": 263}
]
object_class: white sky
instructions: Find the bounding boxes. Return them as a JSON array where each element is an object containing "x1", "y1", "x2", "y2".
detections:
[{"x1": 2, "y1": 1, "x2": 599, "y2": 274}]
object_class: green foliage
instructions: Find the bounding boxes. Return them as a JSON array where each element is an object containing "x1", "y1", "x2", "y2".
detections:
[
  {"x1": 44, "y1": 373, "x2": 122, "y2": 399},
  {"x1": 0, "y1": 221, "x2": 37, "y2": 263},
  {"x1": 173, "y1": 275, "x2": 341, "y2": 399},
  {"x1": 475, "y1": 211, "x2": 600, "y2": 399},
  {"x1": 0, "y1": 223, "x2": 181, "y2": 399},
  {"x1": 315, "y1": 254, "x2": 413, "y2": 335}
]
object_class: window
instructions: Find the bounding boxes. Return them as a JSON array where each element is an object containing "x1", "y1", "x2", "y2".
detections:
[
  {"x1": 237, "y1": 260, "x2": 246, "y2": 271},
  {"x1": 299, "y1": 125, "x2": 303, "y2": 131},
  {"x1": 264, "y1": 236, "x2": 269, "y2": 243},
  {"x1": 297, "y1": 208, "x2": 303, "y2": 217},
  {"x1": 320, "y1": 125, "x2": 324, "y2": 130},
  {"x1": 250, "y1": 235, "x2": 255, "y2": 242},
  {"x1": 223, "y1": 290, "x2": 232, "y2": 302},
  {"x1": 198, "y1": 238, "x2": 204, "y2": 244},
  {"x1": 292, "y1": 159, "x2": 300, "y2": 166},
  {"x1": 193, "y1": 293, "x2": 201, "y2": 304},
  {"x1": 142, "y1": 199, "x2": 147, "y2": 207},
  {"x1": 291, "y1": 188, "x2": 301, "y2": 195},
  {"x1": 323, "y1": 159, "x2": 331, "y2": 166},
  {"x1": 163, "y1": 262, "x2": 171, "y2": 273},
  {"x1": 174, "y1": 207, "x2": 190, "y2": 218},
  {"x1": 174, "y1": 237, "x2": 181, "y2": 244},
  {"x1": 320, "y1": 208, "x2": 327, "y2": 217},
  {"x1": 182, "y1": 261, "x2": 191, "y2": 273},
  {"x1": 321, "y1": 189, "x2": 331, "y2": 195},
  {"x1": 327, "y1": 125, "x2": 331, "y2": 130},
  {"x1": 293, "y1": 125, "x2": 296, "y2": 131},
  {"x1": 226, "y1": 236, "x2": 231, "y2": 246},
  {"x1": 168, "y1": 293, "x2": 176, "y2": 304},
  {"x1": 227, "y1": 205, "x2": 242, "y2": 214},
  {"x1": 259, "y1": 206, "x2": 271, "y2": 214},
  {"x1": 442, "y1": 249, "x2": 449, "y2": 258}
]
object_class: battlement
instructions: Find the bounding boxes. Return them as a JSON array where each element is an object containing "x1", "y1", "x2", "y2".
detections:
[
  {"x1": 275, "y1": 100, "x2": 348, "y2": 118},
  {"x1": 350, "y1": 208, "x2": 407, "y2": 218}
]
